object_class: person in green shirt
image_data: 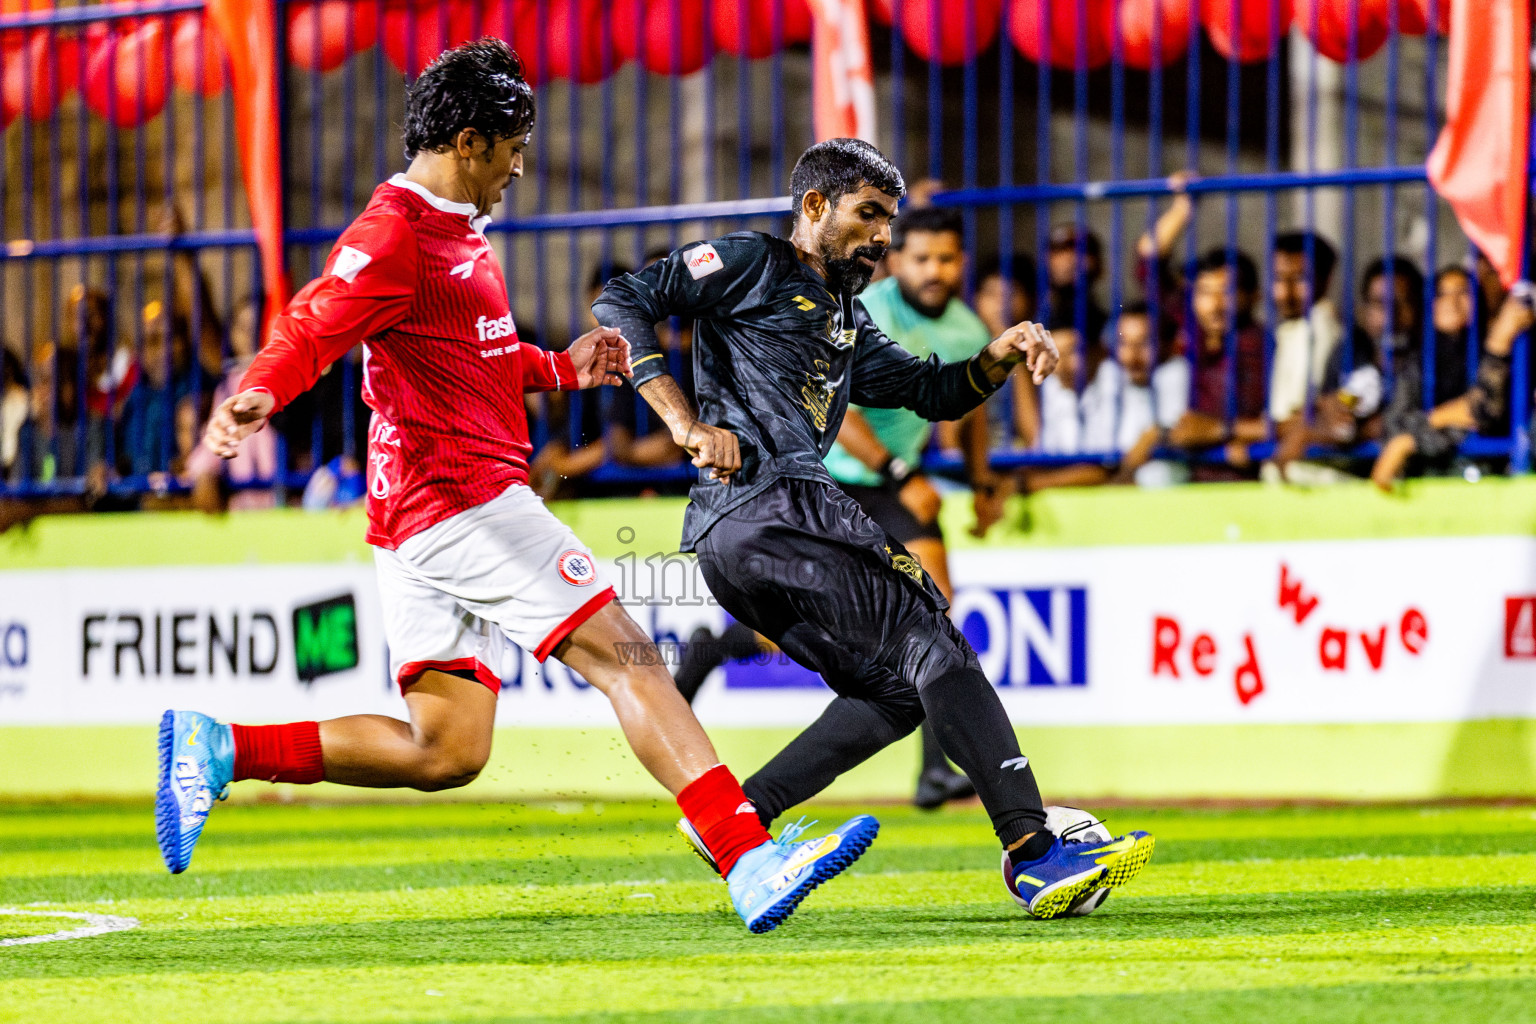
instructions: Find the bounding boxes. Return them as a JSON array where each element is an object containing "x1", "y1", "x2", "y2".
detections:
[{"x1": 824, "y1": 205, "x2": 1005, "y2": 810}]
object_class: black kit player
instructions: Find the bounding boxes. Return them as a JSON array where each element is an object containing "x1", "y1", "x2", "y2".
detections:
[{"x1": 595, "y1": 138, "x2": 1155, "y2": 919}]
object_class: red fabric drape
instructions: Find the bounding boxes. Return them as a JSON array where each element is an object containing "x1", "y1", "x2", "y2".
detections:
[
  {"x1": 805, "y1": 0, "x2": 876, "y2": 144},
  {"x1": 1426, "y1": 0, "x2": 1531, "y2": 288},
  {"x1": 204, "y1": 0, "x2": 290, "y2": 339}
]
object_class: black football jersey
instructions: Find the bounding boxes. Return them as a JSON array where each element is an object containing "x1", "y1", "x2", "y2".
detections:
[{"x1": 593, "y1": 231, "x2": 1001, "y2": 551}]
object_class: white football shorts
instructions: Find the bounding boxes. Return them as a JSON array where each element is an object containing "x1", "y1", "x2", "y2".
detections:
[{"x1": 374, "y1": 483, "x2": 615, "y2": 694}]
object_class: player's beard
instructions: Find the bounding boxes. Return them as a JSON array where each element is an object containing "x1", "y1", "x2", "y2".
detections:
[{"x1": 822, "y1": 243, "x2": 887, "y2": 295}]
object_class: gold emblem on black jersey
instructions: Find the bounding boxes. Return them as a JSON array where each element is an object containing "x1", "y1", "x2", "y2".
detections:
[
  {"x1": 800, "y1": 359, "x2": 838, "y2": 431},
  {"x1": 885, "y1": 545, "x2": 926, "y2": 584},
  {"x1": 791, "y1": 294, "x2": 816, "y2": 312}
]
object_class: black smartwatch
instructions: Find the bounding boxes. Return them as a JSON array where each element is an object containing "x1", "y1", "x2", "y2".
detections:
[{"x1": 880, "y1": 454, "x2": 914, "y2": 488}]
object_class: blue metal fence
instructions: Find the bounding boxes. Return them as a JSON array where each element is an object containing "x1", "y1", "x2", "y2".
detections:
[{"x1": 0, "y1": 0, "x2": 1525, "y2": 502}]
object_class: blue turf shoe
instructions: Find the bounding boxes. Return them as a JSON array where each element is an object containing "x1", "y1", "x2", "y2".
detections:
[
  {"x1": 1002, "y1": 829, "x2": 1156, "y2": 920},
  {"x1": 725, "y1": 815, "x2": 879, "y2": 934},
  {"x1": 155, "y1": 710, "x2": 234, "y2": 874}
]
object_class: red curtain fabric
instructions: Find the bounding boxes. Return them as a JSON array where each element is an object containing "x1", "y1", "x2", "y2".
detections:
[
  {"x1": 805, "y1": 0, "x2": 877, "y2": 143},
  {"x1": 1426, "y1": 0, "x2": 1531, "y2": 288},
  {"x1": 204, "y1": 0, "x2": 290, "y2": 339}
]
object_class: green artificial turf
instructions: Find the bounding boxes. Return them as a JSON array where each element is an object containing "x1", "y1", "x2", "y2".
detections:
[{"x1": 0, "y1": 801, "x2": 1533, "y2": 1023}]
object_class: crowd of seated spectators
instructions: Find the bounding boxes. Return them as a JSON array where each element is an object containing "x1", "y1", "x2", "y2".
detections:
[{"x1": 3, "y1": 184, "x2": 1533, "y2": 528}]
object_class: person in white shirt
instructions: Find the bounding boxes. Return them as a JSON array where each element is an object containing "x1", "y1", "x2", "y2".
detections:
[
  {"x1": 1267, "y1": 232, "x2": 1342, "y2": 424},
  {"x1": 1083, "y1": 303, "x2": 1188, "y2": 447},
  {"x1": 1019, "y1": 306, "x2": 1193, "y2": 493}
]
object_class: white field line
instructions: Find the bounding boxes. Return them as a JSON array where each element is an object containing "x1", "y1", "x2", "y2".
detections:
[{"x1": 0, "y1": 907, "x2": 140, "y2": 947}]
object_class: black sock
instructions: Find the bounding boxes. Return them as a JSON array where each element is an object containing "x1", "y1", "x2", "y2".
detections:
[
  {"x1": 918, "y1": 719, "x2": 952, "y2": 776},
  {"x1": 919, "y1": 666, "x2": 1047, "y2": 847},
  {"x1": 673, "y1": 622, "x2": 762, "y2": 704},
  {"x1": 743, "y1": 694, "x2": 920, "y2": 828},
  {"x1": 1008, "y1": 830, "x2": 1055, "y2": 867}
]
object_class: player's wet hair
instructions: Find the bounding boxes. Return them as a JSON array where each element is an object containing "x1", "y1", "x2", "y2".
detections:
[
  {"x1": 789, "y1": 138, "x2": 906, "y2": 220},
  {"x1": 890, "y1": 206, "x2": 962, "y2": 250},
  {"x1": 402, "y1": 39, "x2": 536, "y2": 160}
]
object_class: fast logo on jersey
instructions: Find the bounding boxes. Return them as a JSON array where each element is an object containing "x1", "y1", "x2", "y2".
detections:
[
  {"x1": 476, "y1": 312, "x2": 516, "y2": 343},
  {"x1": 557, "y1": 549, "x2": 598, "y2": 587},
  {"x1": 792, "y1": 295, "x2": 816, "y2": 312},
  {"x1": 330, "y1": 246, "x2": 372, "y2": 283},
  {"x1": 684, "y1": 243, "x2": 723, "y2": 280},
  {"x1": 449, "y1": 259, "x2": 475, "y2": 280}
]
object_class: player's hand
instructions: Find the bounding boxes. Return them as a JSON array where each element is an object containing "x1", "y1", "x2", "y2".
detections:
[
  {"x1": 989, "y1": 321, "x2": 1059, "y2": 385},
  {"x1": 675, "y1": 419, "x2": 741, "y2": 483},
  {"x1": 204, "y1": 388, "x2": 275, "y2": 459},
  {"x1": 568, "y1": 326, "x2": 632, "y2": 388},
  {"x1": 969, "y1": 473, "x2": 1013, "y2": 538}
]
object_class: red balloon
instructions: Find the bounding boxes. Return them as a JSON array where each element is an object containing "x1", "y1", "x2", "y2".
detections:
[
  {"x1": 711, "y1": 0, "x2": 813, "y2": 59},
  {"x1": 382, "y1": 0, "x2": 480, "y2": 76},
  {"x1": 1202, "y1": 0, "x2": 1292, "y2": 62},
  {"x1": 613, "y1": 0, "x2": 707, "y2": 76},
  {"x1": 1399, "y1": 0, "x2": 1449, "y2": 36},
  {"x1": 2, "y1": 29, "x2": 80, "y2": 120},
  {"x1": 84, "y1": 19, "x2": 169, "y2": 128},
  {"x1": 1009, "y1": 0, "x2": 1114, "y2": 69},
  {"x1": 170, "y1": 14, "x2": 227, "y2": 95},
  {"x1": 1118, "y1": 0, "x2": 1194, "y2": 69},
  {"x1": 901, "y1": 0, "x2": 1001, "y2": 64},
  {"x1": 513, "y1": 0, "x2": 608, "y2": 84},
  {"x1": 1293, "y1": 0, "x2": 1388, "y2": 62},
  {"x1": 288, "y1": 1, "x2": 380, "y2": 73}
]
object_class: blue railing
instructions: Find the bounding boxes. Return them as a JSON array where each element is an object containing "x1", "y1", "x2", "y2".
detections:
[{"x1": 0, "y1": 0, "x2": 1524, "y2": 504}]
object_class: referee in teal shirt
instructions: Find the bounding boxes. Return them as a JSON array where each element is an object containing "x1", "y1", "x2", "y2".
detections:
[{"x1": 825, "y1": 205, "x2": 1006, "y2": 810}]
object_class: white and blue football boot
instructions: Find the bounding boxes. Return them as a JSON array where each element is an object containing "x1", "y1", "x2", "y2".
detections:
[
  {"x1": 683, "y1": 815, "x2": 878, "y2": 933},
  {"x1": 1003, "y1": 829, "x2": 1155, "y2": 920},
  {"x1": 155, "y1": 709, "x2": 234, "y2": 874}
]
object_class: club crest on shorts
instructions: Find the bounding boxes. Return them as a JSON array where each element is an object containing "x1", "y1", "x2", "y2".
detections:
[{"x1": 556, "y1": 549, "x2": 597, "y2": 587}]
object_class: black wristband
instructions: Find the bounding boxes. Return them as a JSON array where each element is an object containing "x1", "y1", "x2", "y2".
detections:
[{"x1": 880, "y1": 454, "x2": 914, "y2": 488}]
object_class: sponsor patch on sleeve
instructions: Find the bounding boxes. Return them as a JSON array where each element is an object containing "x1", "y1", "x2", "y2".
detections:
[
  {"x1": 330, "y1": 245, "x2": 372, "y2": 283},
  {"x1": 683, "y1": 243, "x2": 724, "y2": 281}
]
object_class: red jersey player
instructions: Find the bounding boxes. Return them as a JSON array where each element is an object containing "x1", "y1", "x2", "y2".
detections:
[{"x1": 156, "y1": 39, "x2": 877, "y2": 934}]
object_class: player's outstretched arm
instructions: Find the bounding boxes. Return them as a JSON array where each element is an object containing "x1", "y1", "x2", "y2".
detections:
[
  {"x1": 851, "y1": 305, "x2": 1056, "y2": 422},
  {"x1": 204, "y1": 389, "x2": 277, "y2": 460},
  {"x1": 564, "y1": 326, "x2": 633, "y2": 388},
  {"x1": 979, "y1": 321, "x2": 1059, "y2": 385},
  {"x1": 636, "y1": 374, "x2": 741, "y2": 482}
]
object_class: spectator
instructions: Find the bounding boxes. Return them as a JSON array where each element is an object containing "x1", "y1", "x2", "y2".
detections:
[
  {"x1": 1081, "y1": 302, "x2": 1190, "y2": 487},
  {"x1": 17, "y1": 341, "x2": 83, "y2": 486},
  {"x1": 531, "y1": 256, "x2": 694, "y2": 497},
  {"x1": 1268, "y1": 231, "x2": 1342, "y2": 425},
  {"x1": 973, "y1": 253, "x2": 1038, "y2": 340},
  {"x1": 183, "y1": 300, "x2": 279, "y2": 511},
  {"x1": 1119, "y1": 248, "x2": 1268, "y2": 481},
  {"x1": 301, "y1": 454, "x2": 366, "y2": 511},
  {"x1": 1044, "y1": 222, "x2": 1108, "y2": 346},
  {"x1": 969, "y1": 253, "x2": 1037, "y2": 452},
  {"x1": 1, "y1": 348, "x2": 28, "y2": 485},
  {"x1": 1371, "y1": 287, "x2": 1534, "y2": 490},
  {"x1": 1271, "y1": 256, "x2": 1425, "y2": 479},
  {"x1": 606, "y1": 249, "x2": 694, "y2": 475}
]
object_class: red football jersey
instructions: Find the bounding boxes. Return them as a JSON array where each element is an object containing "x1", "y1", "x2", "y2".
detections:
[{"x1": 242, "y1": 175, "x2": 577, "y2": 549}]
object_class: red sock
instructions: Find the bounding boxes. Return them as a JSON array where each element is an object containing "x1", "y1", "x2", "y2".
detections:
[
  {"x1": 231, "y1": 722, "x2": 325, "y2": 784},
  {"x1": 676, "y1": 764, "x2": 772, "y2": 878}
]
